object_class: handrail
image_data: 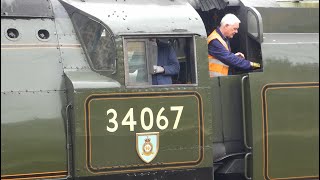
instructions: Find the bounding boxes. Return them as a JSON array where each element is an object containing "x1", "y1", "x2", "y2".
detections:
[
  {"x1": 241, "y1": 75, "x2": 252, "y2": 150},
  {"x1": 65, "y1": 103, "x2": 73, "y2": 179},
  {"x1": 244, "y1": 152, "x2": 252, "y2": 180}
]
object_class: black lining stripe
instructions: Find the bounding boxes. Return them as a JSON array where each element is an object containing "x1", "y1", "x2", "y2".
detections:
[
  {"x1": 1, "y1": 171, "x2": 67, "y2": 179},
  {"x1": 262, "y1": 82, "x2": 319, "y2": 180},
  {"x1": 84, "y1": 91, "x2": 204, "y2": 173}
]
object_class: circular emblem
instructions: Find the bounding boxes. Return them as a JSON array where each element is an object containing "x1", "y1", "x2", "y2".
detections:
[{"x1": 142, "y1": 138, "x2": 153, "y2": 156}]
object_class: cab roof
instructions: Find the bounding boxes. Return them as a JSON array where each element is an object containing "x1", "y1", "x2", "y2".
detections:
[{"x1": 59, "y1": 0, "x2": 207, "y2": 37}]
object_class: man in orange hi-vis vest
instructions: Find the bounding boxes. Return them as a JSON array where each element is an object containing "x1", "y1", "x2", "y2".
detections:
[{"x1": 207, "y1": 13, "x2": 261, "y2": 77}]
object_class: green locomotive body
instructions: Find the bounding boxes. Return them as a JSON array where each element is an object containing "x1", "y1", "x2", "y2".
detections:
[{"x1": 1, "y1": 0, "x2": 318, "y2": 179}]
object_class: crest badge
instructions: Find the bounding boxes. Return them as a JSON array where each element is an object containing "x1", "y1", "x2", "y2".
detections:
[{"x1": 136, "y1": 132, "x2": 159, "y2": 163}]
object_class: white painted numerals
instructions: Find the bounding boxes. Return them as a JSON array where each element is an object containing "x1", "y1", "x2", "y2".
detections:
[
  {"x1": 156, "y1": 107, "x2": 168, "y2": 130},
  {"x1": 105, "y1": 106, "x2": 184, "y2": 132},
  {"x1": 106, "y1": 109, "x2": 118, "y2": 132},
  {"x1": 121, "y1": 108, "x2": 137, "y2": 131}
]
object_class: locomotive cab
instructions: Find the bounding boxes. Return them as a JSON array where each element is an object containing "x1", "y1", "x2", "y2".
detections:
[
  {"x1": 59, "y1": 0, "x2": 213, "y2": 179},
  {"x1": 191, "y1": 0, "x2": 319, "y2": 179},
  {"x1": 189, "y1": 1, "x2": 265, "y2": 179},
  {"x1": 1, "y1": 0, "x2": 211, "y2": 179}
]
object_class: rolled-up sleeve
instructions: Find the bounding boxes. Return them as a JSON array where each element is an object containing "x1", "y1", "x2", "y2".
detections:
[{"x1": 208, "y1": 40, "x2": 251, "y2": 70}]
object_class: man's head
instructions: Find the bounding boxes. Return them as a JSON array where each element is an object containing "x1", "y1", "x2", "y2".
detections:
[{"x1": 219, "y1": 14, "x2": 241, "y2": 38}]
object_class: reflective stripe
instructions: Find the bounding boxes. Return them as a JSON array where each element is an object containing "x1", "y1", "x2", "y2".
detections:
[
  {"x1": 209, "y1": 58, "x2": 228, "y2": 67},
  {"x1": 208, "y1": 57, "x2": 229, "y2": 77},
  {"x1": 207, "y1": 29, "x2": 230, "y2": 77},
  {"x1": 208, "y1": 62, "x2": 228, "y2": 77},
  {"x1": 209, "y1": 71, "x2": 227, "y2": 77}
]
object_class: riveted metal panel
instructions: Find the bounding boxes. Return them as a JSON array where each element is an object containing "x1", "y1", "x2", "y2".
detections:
[
  {"x1": 1, "y1": 19, "x2": 58, "y2": 44},
  {"x1": 60, "y1": 48, "x2": 91, "y2": 70},
  {"x1": 1, "y1": 47, "x2": 64, "y2": 92},
  {"x1": 51, "y1": 0, "x2": 79, "y2": 42},
  {"x1": 1, "y1": 17, "x2": 64, "y2": 92},
  {"x1": 59, "y1": 0, "x2": 207, "y2": 37},
  {"x1": 51, "y1": 0, "x2": 91, "y2": 71}
]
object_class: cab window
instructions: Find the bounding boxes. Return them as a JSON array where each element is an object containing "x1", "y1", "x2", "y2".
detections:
[
  {"x1": 71, "y1": 12, "x2": 116, "y2": 71},
  {"x1": 124, "y1": 36, "x2": 197, "y2": 87}
]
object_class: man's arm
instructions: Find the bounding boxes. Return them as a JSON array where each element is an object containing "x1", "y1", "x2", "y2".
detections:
[
  {"x1": 208, "y1": 40, "x2": 251, "y2": 70},
  {"x1": 162, "y1": 46, "x2": 180, "y2": 75}
]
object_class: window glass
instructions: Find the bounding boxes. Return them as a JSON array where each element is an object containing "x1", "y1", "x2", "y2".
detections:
[
  {"x1": 71, "y1": 13, "x2": 116, "y2": 71},
  {"x1": 124, "y1": 37, "x2": 197, "y2": 87},
  {"x1": 127, "y1": 41, "x2": 148, "y2": 85},
  {"x1": 169, "y1": 37, "x2": 197, "y2": 85}
]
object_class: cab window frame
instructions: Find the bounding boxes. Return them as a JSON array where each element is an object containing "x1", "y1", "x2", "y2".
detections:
[
  {"x1": 123, "y1": 35, "x2": 198, "y2": 88},
  {"x1": 71, "y1": 12, "x2": 117, "y2": 73},
  {"x1": 124, "y1": 38, "x2": 151, "y2": 86},
  {"x1": 246, "y1": 7, "x2": 264, "y2": 43}
]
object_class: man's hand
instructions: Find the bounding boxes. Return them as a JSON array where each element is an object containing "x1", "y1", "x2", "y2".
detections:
[
  {"x1": 153, "y1": 65, "x2": 164, "y2": 74},
  {"x1": 250, "y1": 62, "x2": 261, "y2": 69},
  {"x1": 235, "y1": 52, "x2": 245, "y2": 59}
]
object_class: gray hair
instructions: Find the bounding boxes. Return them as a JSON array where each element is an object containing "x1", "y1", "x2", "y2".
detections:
[{"x1": 220, "y1": 14, "x2": 241, "y2": 26}]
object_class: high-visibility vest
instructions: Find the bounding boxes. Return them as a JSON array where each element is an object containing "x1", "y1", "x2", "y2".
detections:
[{"x1": 207, "y1": 29, "x2": 229, "y2": 77}]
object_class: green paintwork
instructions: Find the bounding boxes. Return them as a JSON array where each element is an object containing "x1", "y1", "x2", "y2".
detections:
[
  {"x1": 277, "y1": 1, "x2": 319, "y2": 8},
  {"x1": 247, "y1": 10, "x2": 319, "y2": 179},
  {"x1": 1, "y1": 0, "x2": 319, "y2": 179},
  {"x1": 265, "y1": 87, "x2": 319, "y2": 179},
  {"x1": 68, "y1": 89, "x2": 213, "y2": 177},
  {"x1": 205, "y1": 1, "x2": 319, "y2": 179},
  {"x1": 210, "y1": 75, "x2": 246, "y2": 149},
  {"x1": 65, "y1": 35, "x2": 213, "y2": 177},
  {"x1": 256, "y1": 7, "x2": 319, "y2": 33},
  {"x1": 249, "y1": 79, "x2": 319, "y2": 180},
  {"x1": 89, "y1": 94, "x2": 201, "y2": 168},
  {"x1": 1, "y1": 16, "x2": 68, "y2": 178}
]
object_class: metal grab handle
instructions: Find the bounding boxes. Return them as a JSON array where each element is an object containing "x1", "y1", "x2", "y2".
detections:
[
  {"x1": 244, "y1": 152, "x2": 252, "y2": 180},
  {"x1": 65, "y1": 103, "x2": 73, "y2": 178},
  {"x1": 241, "y1": 75, "x2": 252, "y2": 150}
]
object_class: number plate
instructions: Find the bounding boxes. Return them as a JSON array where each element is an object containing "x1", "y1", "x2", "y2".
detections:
[{"x1": 84, "y1": 91, "x2": 204, "y2": 173}]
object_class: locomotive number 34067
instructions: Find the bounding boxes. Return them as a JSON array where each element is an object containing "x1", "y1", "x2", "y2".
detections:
[{"x1": 106, "y1": 106, "x2": 184, "y2": 132}]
